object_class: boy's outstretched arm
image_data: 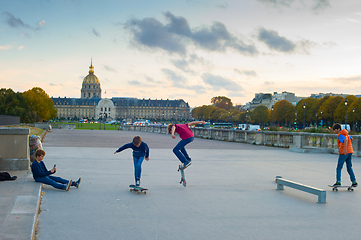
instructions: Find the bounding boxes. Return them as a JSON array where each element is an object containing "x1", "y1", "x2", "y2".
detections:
[{"x1": 187, "y1": 121, "x2": 205, "y2": 126}]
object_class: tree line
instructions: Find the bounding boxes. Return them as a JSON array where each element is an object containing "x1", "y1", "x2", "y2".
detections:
[
  {"x1": 192, "y1": 95, "x2": 361, "y2": 131},
  {"x1": 0, "y1": 87, "x2": 57, "y2": 123}
]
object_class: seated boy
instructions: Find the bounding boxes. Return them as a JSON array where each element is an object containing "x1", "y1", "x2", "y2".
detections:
[{"x1": 31, "y1": 149, "x2": 81, "y2": 191}]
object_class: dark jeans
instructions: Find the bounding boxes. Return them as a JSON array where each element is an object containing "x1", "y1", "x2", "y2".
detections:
[
  {"x1": 336, "y1": 153, "x2": 356, "y2": 183},
  {"x1": 173, "y1": 137, "x2": 194, "y2": 163},
  {"x1": 35, "y1": 175, "x2": 69, "y2": 190}
]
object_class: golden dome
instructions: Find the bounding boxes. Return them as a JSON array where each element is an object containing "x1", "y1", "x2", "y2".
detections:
[{"x1": 83, "y1": 59, "x2": 100, "y2": 84}]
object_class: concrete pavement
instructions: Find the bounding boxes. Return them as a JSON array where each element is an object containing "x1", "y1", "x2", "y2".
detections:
[
  {"x1": 2, "y1": 129, "x2": 361, "y2": 239},
  {"x1": 0, "y1": 170, "x2": 42, "y2": 240}
]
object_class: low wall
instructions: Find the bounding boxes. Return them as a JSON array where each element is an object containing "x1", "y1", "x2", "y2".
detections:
[
  {"x1": 0, "y1": 115, "x2": 20, "y2": 126},
  {"x1": 0, "y1": 127, "x2": 30, "y2": 170},
  {"x1": 122, "y1": 125, "x2": 361, "y2": 157}
]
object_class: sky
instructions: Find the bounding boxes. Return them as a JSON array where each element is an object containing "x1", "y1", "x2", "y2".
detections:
[{"x1": 1, "y1": 0, "x2": 361, "y2": 107}]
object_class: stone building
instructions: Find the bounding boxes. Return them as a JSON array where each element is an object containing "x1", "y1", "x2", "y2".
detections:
[{"x1": 52, "y1": 60, "x2": 190, "y2": 121}]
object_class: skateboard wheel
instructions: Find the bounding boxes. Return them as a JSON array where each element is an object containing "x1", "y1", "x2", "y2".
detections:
[
  {"x1": 332, "y1": 188, "x2": 335, "y2": 191},
  {"x1": 335, "y1": 188, "x2": 338, "y2": 192}
]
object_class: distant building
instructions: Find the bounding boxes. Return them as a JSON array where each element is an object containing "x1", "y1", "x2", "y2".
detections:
[
  {"x1": 249, "y1": 93, "x2": 272, "y2": 111},
  {"x1": 271, "y1": 91, "x2": 297, "y2": 106},
  {"x1": 52, "y1": 60, "x2": 190, "y2": 121},
  {"x1": 310, "y1": 93, "x2": 348, "y2": 99}
]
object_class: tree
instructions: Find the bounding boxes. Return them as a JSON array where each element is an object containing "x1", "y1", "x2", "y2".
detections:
[
  {"x1": 211, "y1": 96, "x2": 233, "y2": 110},
  {"x1": 296, "y1": 98, "x2": 318, "y2": 126},
  {"x1": 319, "y1": 96, "x2": 343, "y2": 127},
  {"x1": 274, "y1": 100, "x2": 295, "y2": 126},
  {"x1": 23, "y1": 87, "x2": 57, "y2": 122},
  {"x1": 251, "y1": 105, "x2": 269, "y2": 126},
  {"x1": 334, "y1": 95, "x2": 357, "y2": 124}
]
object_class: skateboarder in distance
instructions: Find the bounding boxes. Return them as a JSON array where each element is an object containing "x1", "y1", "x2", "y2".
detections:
[
  {"x1": 168, "y1": 121, "x2": 205, "y2": 169},
  {"x1": 114, "y1": 136, "x2": 149, "y2": 187},
  {"x1": 332, "y1": 123, "x2": 358, "y2": 187}
]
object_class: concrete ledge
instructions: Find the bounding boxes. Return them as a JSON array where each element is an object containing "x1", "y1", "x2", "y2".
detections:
[
  {"x1": 0, "y1": 127, "x2": 30, "y2": 135},
  {"x1": 289, "y1": 147, "x2": 333, "y2": 154},
  {"x1": 275, "y1": 176, "x2": 326, "y2": 203},
  {"x1": 0, "y1": 159, "x2": 30, "y2": 171},
  {"x1": 0, "y1": 171, "x2": 43, "y2": 240}
]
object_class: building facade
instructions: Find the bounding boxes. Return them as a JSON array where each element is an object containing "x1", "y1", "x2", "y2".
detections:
[{"x1": 52, "y1": 60, "x2": 190, "y2": 121}]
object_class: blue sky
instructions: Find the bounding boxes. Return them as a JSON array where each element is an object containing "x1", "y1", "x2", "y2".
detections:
[{"x1": 1, "y1": 0, "x2": 361, "y2": 107}]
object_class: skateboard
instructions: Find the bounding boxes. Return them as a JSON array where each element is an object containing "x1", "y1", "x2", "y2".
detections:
[
  {"x1": 129, "y1": 185, "x2": 148, "y2": 194},
  {"x1": 178, "y1": 165, "x2": 186, "y2": 187},
  {"x1": 328, "y1": 185, "x2": 357, "y2": 192}
]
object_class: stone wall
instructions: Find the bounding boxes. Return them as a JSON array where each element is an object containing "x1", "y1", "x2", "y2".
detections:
[{"x1": 0, "y1": 127, "x2": 30, "y2": 170}]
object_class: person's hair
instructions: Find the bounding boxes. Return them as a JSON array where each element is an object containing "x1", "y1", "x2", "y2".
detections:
[
  {"x1": 332, "y1": 123, "x2": 341, "y2": 131},
  {"x1": 167, "y1": 124, "x2": 174, "y2": 134},
  {"x1": 133, "y1": 136, "x2": 142, "y2": 146},
  {"x1": 35, "y1": 149, "x2": 46, "y2": 157}
]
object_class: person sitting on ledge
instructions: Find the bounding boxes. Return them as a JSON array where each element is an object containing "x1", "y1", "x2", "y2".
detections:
[{"x1": 31, "y1": 149, "x2": 81, "y2": 191}]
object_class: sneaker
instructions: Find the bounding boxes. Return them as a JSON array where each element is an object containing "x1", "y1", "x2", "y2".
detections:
[
  {"x1": 74, "y1": 178, "x2": 81, "y2": 188},
  {"x1": 182, "y1": 161, "x2": 192, "y2": 170},
  {"x1": 352, "y1": 182, "x2": 358, "y2": 187},
  {"x1": 333, "y1": 182, "x2": 341, "y2": 187},
  {"x1": 136, "y1": 180, "x2": 140, "y2": 187},
  {"x1": 64, "y1": 180, "x2": 72, "y2": 191}
]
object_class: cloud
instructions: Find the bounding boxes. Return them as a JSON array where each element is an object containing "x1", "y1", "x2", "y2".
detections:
[
  {"x1": 124, "y1": 11, "x2": 258, "y2": 56},
  {"x1": 257, "y1": 0, "x2": 330, "y2": 12},
  {"x1": 162, "y1": 68, "x2": 206, "y2": 93},
  {"x1": 234, "y1": 69, "x2": 257, "y2": 77},
  {"x1": 257, "y1": 27, "x2": 296, "y2": 52},
  {"x1": 326, "y1": 75, "x2": 361, "y2": 83},
  {"x1": 257, "y1": 27, "x2": 315, "y2": 54},
  {"x1": 18, "y1": 45, "x2": 24, "y2": 50},
  {"x1": 128, "y1": 80, "x2": 141, "y2": 85},
  {"x1": 104, "y1": 65, "x2": 117, "y2": 72},
  {"x1": 161, "y1": 68, "x2": 186, "y2": 87},
  {"x1": 0, "y1": 45, "x2": 12, "y2": 50},
  {"x1": 2, "y1": 12, "x2": 32, "y2": 29},
  {"x1": 92, "y1": 28, "x2": 100, "y2": 37},
  {"x1": 201, "y1": 73, "x2": 244, "y2": 92},
  {"x1": 39, "y1": 20, "x2": 45, "y2": 26}
]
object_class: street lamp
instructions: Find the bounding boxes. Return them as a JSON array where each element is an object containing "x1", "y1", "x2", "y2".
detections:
[
  {"x1": 303, "y1": 102, "x2": 306, "y2": 130},
  {"x1": 295, "y1": 111, "x2": 297, "y2": 129},
  {"x1": 316, "y1": 112, "x2": 318, "y2": 129},
  {"x1": 271, "y1": 105, "x2": 274, "y2": 127},
  {"x1": 345, "y1": 99, "x2": 348, "y2": 125},
  {"x1": 353, "y1": 107, "x2": 355, "y2": 132},
  {"x1": 321, "y1": 109, "x2": 323, "y2": 128}
]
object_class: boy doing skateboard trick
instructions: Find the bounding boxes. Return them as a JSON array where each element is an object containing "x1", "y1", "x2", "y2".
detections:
[
  {"x1": 114, "y1": 136, "x2": 149, "y2": 187},
  {"x1": 168, "y1": 121, "x2": 205, "y2": 169},
  {"x1": 332, "y1": 123, "x2": 358, "y2": 187}
]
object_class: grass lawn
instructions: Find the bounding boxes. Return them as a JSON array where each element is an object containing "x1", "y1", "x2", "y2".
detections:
[{"x1": 8, "y1": 125, "x2": 45, "y2": 136}]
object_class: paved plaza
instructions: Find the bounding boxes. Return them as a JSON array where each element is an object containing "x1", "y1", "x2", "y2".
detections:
[{"x1": 12, "y1": 129, "x2": 361, "y2": 239}]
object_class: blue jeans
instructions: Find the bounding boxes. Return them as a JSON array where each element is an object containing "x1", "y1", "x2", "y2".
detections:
[
  {"x1": 173, "y1": 137, "x2": 194, "y2": 163},
  {"x1": 133, "y1": 156, "x2": 144, "y2": 182},
  {"x1": 35, "y1": 176, "x2": 69, "y2": 190},
  {"x1": 336, "y1": 153, "x2": 356, "y2": 183}
]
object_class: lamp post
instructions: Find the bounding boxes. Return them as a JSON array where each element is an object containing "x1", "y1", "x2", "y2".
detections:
[
  {"x1": 321, "y1": 109, "x2": 323, "y2": 128},
  {"x1": 345, "y1": 99, "x2": 348, "y2": 125},
  {"x1": 353, "y1": 107, "x2": 355, "y2": 132},
  {"x1": 271, "y1": 105, "x2": 274, "y2": 127},
  {"x1": 295, "y1": 111, "x2": 297, "y2": 129},
  {"x1": 316, "y1": 112, "x2": 318, "y2": 129},
  {"x1": 99, "y1": 113, "x2": 102, "y2": 130},
  {"x1": 303, "y1": 102, "x2": 306, "y2": 130}
]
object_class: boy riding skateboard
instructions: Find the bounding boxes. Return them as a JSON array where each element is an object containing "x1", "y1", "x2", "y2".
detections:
[{"x1": 332, "y1": 123, "x2": 358, "y2": 187}]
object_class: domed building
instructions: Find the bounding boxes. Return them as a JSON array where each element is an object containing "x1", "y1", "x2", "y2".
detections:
[
  {"x1": 52, "y1": 60, "x2": 190, "y2": 122},
  {"x1": 81, "y1": 59, "x2": 101, "y2": 99}
]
